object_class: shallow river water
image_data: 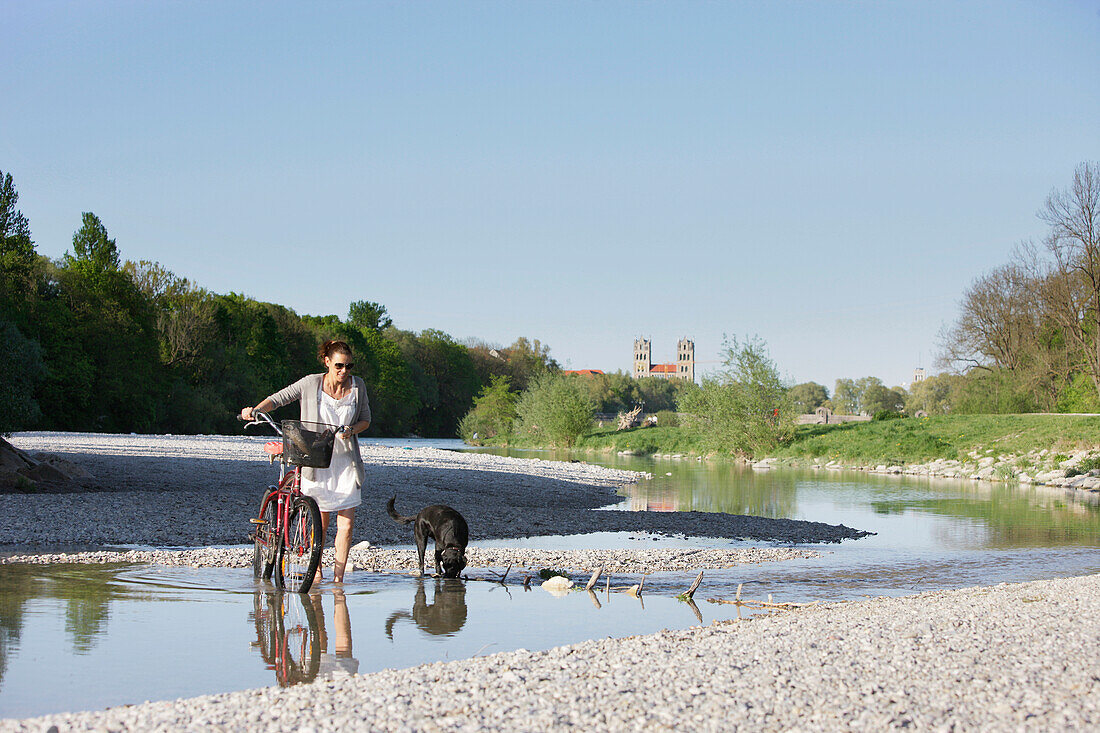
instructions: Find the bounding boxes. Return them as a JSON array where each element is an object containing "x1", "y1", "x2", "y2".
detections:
[{"x1": 2, "y1": 442, "x2": 1099, "y2": 718}]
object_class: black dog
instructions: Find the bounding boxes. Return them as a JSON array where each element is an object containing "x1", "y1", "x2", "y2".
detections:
[{"x1": 386, "y1": 496, "x2": 469, "y2": 578}]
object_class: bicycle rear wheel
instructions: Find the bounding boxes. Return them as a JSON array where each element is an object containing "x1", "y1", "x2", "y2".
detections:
[
  {"x1": 252, "y1": 490, "x2": 279, "y2": 580},
  {"x1": 275, "y1": 496, "x2": 323, "y2": 593}
]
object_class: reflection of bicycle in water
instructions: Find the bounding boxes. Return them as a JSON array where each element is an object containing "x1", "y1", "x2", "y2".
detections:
[
  {"x1": 251, "y1": 591, "x2": 321, "y2": 687},
  {"x1": 385, "y1": 577, "x2": 468, "y2": 639},
  {"x1": 250, "y1": 589, "x2": 358, "y2": 686}
]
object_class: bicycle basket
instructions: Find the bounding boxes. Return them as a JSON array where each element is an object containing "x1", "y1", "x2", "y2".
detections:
[{"x1": 280, "y1": 420, "x2": 336, "y2": 468}]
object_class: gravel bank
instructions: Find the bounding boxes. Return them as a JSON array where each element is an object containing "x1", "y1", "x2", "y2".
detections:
[
  {"x1": 2, "y1": 433, "x2": 870, "y2": 547},
  {"x1": 0, "y1": 545, "x2": 819, "y2": 574},
  {"x1": 5, "y1": 572, "x2": 1097, "y2": 731}
]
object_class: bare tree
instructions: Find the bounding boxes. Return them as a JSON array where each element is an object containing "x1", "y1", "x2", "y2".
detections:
[
  {"x1": 938, "y1": 261, "x2": 1040, "y2": 372},
  {"x1": 1039, "y1": 161, "x2": 1100, "y2": 394}
]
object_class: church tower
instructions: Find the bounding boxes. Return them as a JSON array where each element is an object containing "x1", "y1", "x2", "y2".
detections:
[
  {"x1": 633, "y1": 338, "x2": 651, "y2": 378},
  {"x1": 677, "y1": 337, "x2": 695, "y2": 382}
]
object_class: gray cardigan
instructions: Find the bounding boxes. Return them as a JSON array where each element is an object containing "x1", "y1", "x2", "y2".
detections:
[{"x1": 266, "y1": 373, "x2": 372, "y2": 482}]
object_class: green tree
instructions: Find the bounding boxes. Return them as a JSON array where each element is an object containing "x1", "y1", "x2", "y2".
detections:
[
  {"x1": 679, "y1": 335, "x2": 793, "y2": 457},
  {"x1": 347, "y1": 300, "x2": 392, "y2": 331},
  {"x1": 514, "y1": 372, "x2": 595, "y2": 447},
  {"x1": 389, "y1": 328, "x2": 480, "y2": 436},
  {"x1": 788, "y1": 382, "x2": 828, "y2": 413},
  {"x1": 862, "y1": 383, "x2": 906, "y2": 415},
  {"x1": 0, "y1": 170, "x2": 37, "y2": 316},
  {"x1": 832, "y1": 378, "x2": 859, "y2": 414},
  {"x1": 40, "y1": 214, "x2": 163, "y2": 431},
  {"x1": 466, "y1": 336, "x2": 559, "y2": 393},
  {"x1": 458, "y1": 375, "x2": 518, "y2": 443},
  {"x1": 905, "y1": 374, "x2": 956, "y2": 415}
]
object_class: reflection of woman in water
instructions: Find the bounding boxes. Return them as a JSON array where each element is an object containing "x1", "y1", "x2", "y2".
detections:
[{"x1": 311, "y1": 590, "x2": 359, "y2": 677}]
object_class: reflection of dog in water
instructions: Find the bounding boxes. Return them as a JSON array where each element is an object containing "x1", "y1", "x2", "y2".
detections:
[
  {"x1": 385, "y1": 577, "x2": 468, "y2": 639},
  {"x1": 386, "y1": 495, "x2": 469, "y2": 578}
]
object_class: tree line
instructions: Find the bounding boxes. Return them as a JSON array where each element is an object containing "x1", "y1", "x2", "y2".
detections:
[
  {"x1": 794, "y1": 162, "x2": 1100, "y2": 419},
  {"x1": 0, "y1": 169, "x2": 558, "y2": 436}
]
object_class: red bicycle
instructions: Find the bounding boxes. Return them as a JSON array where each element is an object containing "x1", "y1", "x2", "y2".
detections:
[{"x1": 243, "y1": 411, "x2": 330, "y2": 593}]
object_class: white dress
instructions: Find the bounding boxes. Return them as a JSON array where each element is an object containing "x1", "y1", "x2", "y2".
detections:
[{"x1": 300, "y1": 387, "x2": 362, "y2": 512}]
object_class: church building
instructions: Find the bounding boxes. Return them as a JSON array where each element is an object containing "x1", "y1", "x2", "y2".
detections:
[{"x1": 633, "y1": 338, "x2": 695, "y2": 382}]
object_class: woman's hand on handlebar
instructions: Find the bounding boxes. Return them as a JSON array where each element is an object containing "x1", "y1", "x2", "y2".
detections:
[{"x1": 240, "y1": 407, "x2": 255, "y2": 422}]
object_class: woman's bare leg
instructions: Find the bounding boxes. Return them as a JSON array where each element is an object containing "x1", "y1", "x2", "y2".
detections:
[
  {"x1": 316, "y1": 511, "x2": 333, "y2": 584},
  {"x1": 333, "y1": 507, "x2": 355, "y2": 583}
]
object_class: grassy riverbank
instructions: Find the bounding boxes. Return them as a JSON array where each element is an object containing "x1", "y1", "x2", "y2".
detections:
[{"x1": 479, "y1": 414, "x2": 1100, "y2": 465}]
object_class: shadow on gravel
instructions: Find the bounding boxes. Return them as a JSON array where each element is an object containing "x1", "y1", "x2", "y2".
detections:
[{"x1": 0, "y1": 452, "x2": 874, "y2": 547}]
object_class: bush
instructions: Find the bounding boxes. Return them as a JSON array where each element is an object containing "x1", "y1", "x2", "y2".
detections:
[
  {"x1": 678, "y1": 335, "x2": 793, "y2": 457},
  {"x1": 873, "y1": 410, "x2": 904, "y2": 421},
  {"x1": 514, "y1": 373, "x2": 596, "y2": 447},
  {"x1": 655, "y1": 410, "x2": 679, "y2": 427}
]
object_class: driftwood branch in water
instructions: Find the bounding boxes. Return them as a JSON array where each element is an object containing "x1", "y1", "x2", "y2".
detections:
[
  {"x1": 585, "y1": 567, "x2": 602, "y2": 591},
  {"x1": 678, "y1": 571, "x2": 703, "y2": 600}
]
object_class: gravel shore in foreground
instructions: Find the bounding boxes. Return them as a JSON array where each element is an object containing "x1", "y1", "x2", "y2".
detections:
[
  {"x1": 4, "y1": 572, "x2": 1097, "y2": 731},
  {"x1": 2, "y1": 433, "x2": 870, "y2": 547}
]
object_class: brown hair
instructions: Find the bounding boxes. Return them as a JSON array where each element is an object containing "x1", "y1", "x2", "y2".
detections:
[{"x1": 318, "y1": 339, "x2": 352, "y2": 364}]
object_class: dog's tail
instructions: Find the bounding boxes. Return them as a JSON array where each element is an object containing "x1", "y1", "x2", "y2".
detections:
[{"x1": 386, "y1": 495, "x2": 416, "y2": 525}]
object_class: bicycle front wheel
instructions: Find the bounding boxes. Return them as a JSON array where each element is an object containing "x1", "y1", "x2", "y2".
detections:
[{"x1": 275, "y1": 496, "x2": 323, "y2": 593}]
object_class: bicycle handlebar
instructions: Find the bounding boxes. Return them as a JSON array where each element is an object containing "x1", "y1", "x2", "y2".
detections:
[{"x1": 240, "y1": 410, "x2": 281, "y2": 436}]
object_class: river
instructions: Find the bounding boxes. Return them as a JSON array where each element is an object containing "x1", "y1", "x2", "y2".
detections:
[{"x1": 1, "y1": 439, "x2": 1097, "y2": 719}]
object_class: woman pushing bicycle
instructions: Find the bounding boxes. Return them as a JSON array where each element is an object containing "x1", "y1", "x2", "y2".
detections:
[{"x1": 241, "y1": 339, "x2": 371, "y2": 584}]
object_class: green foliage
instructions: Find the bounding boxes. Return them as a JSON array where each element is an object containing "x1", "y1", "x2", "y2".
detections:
[
  {"x1": 905, "y1": 374, "x2": 955, "y2": 415},
  {"x1": 0, "y1": 169, "x2": 550, "y2": 438},
  {"x1": 789, "y1": 382, "x2": 828, "y2": 413},
  {"x1": 950, "y1": 367, "x2": 1039, "y2": 414},
  {"x1": 0, "y1": 320, "x2": 44, "y2": 433},
  {"x1": 390, "y1": 328, "x2": 481, "y2": 437},
  {"x1": 832, "y1": 378, "x2": 860, "y2": 415},
  {"x1": 347, "y1": 300, "x2": 392, "y2": 331},
  {"x1": 655, "y1": 410, "x2": 679, "y2": 427},
  {"x1": 514, "y1": 372, "x2": 596, "y2": 447},
  {"x1": 1054, "y1": 372, "x2": 1100, "y2": 413},
  {"x1": 538, "y1": 568, "x2": 568, "y2": 580},
  {"x1": 832, "y1": 376, "x2": 903, "y2": 416},
  {"x1": 466, "y1": 336, "x2": 559, "y2": 393},
  {"x1": 872, "y1": 410, "x2": 904, "y2": 421},
  {"x1": 678, "y1": 335, "x2": 793, "y2": 458},
  {"x1": 459, "y1": 375, "x2": 518, "y2": 443},
  {"x1": 1064, "y1": 455, "x2": 1100, "y2": 478}
]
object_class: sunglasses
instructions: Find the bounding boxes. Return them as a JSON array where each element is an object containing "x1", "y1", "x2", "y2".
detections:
[{"x1": 333, "y1": 362, "x2": 354, "y2": 370}]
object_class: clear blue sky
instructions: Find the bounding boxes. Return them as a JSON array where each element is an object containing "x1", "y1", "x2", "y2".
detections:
[{"x1": 2, "y1": 1, "x2": 1097, "y2": 390}]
